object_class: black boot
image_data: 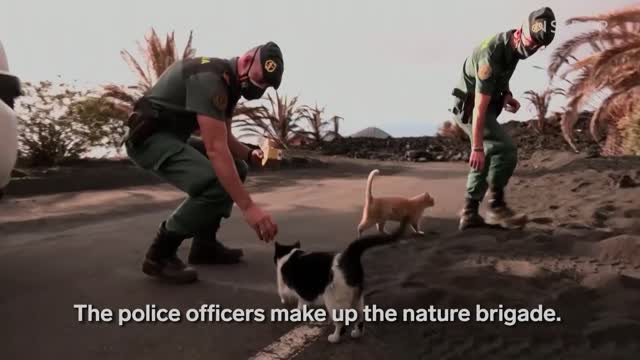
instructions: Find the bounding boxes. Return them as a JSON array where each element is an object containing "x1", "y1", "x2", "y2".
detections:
[
  {"x1": 459, "y1": 198, "x2": 487, "y2": 231},
  {"x1": 486, "y1": 188, "x2": 527, "y2": 229},
  {"x1": 142, "y1": 221, "x2": 198, "y2": 284},
  {"x1": 188, "y1": 218, "x2": 244, "y2": 265}
]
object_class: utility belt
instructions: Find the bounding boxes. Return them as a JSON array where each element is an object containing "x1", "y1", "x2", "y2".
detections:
[
  {"x1": 450, "y1": 88, "x2": 508, "y2": 124},
  {"x1": 120, "y1": 97, "x2": 194, "y2": 148}
]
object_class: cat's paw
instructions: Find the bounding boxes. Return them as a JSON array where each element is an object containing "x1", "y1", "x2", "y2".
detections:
[
  {"x1": 328, "y1": 333, "x2": 341, "y2": 344},
  {"x1": 350, "y1": 328, "x2": 363, "y2": 338}
]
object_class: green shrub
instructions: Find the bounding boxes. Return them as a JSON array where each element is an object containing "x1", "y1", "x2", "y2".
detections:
[{"x1": 15, "y1": 81, "x2": 127, "y2": 166}]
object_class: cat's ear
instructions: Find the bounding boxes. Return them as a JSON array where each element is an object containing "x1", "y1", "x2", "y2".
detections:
[{"x1": 294, "y1": 241, "x2": 301, "y2": 248}]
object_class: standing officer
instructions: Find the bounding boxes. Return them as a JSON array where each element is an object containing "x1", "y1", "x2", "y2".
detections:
[
  {"x1": 449, "y1": 7, "x2": 556, "y2": 230},
  {"x1": 124, "y1": 42, "x2": 284, "y2": 283}
]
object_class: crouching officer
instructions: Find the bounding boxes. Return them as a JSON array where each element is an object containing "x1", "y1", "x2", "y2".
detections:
[
  {"x1": 448, "y1": 7, "x2": 556, "y2": 230},
  {"x1": 123, "y1": 42, "x2": 284, "y2": 283}
]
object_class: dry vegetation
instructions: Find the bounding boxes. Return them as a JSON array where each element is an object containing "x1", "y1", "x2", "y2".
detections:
[
  {"x1": 101, "y1": 29, "x2": 196, "y2": 116},
  {"x1": 15, "y1": 81, "x2": 126, "y2": 166},
  {"x1": 548, "y1": 5, "x2": 640, "y2": 155}
]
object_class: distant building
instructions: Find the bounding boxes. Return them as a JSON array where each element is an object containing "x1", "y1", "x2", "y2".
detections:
[{"x1": 348, "y1": 127, "x2": 392, "y2": 139}]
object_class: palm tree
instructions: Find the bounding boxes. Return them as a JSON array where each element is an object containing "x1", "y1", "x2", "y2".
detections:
[
  {"x1": 101, "y1": 28, "x2": 195, "y2": 115},
  {"x1": 232, "y1": 91, "x2": 303, "y2": 149},
  {"x1": 296, "y1": 104, "x2": 343, "y2": 144},
  {"x1": 547, "y1": 5, "x2": 640, "y2": 155},
  {"x1": 523, "y1": 87, "x2": 566, "y2": 133}
]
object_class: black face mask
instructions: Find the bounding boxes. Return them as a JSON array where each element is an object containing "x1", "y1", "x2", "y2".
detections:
[
  {"x1": 515, "y1": 40, "x2": 537, "y2": 60},
  {"x1": 239, "y1": 47, "x2": 267, "y2": 100},
  {"x1": 240, "y1": 80, "x2": 266, "y2": 100},
  {"x1": 514, "y1": 26, "x2": 540, "y2": 60}
]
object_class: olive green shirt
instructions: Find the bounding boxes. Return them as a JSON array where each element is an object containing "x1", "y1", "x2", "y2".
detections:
[
  {"x1": 454, "y1": 30, "x2": 519, "y2": 97},
  {"x1": 144, "y1": 57, "x2": 240, "y2": 136}
]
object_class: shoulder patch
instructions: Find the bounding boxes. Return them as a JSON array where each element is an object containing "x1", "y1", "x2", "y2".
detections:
[
  {"x1": 213, "y1": 94, "x2": 228, "y2": 111},
  {"x1": 478, "y1": 64, "x2": 492, "y2": 80}
]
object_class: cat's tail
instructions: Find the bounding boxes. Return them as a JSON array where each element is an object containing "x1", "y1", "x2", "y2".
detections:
[
  {"x1": 365, "y1": 169, "x2": 379, "y2": 204},
  {"x1": 341, "y1": 216, "x2": 409, "y2": 265}
]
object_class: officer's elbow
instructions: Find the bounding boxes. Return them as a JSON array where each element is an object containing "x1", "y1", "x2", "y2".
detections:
[{"x1": 197, "y1": 114, "x2": 229, "y2": 156}]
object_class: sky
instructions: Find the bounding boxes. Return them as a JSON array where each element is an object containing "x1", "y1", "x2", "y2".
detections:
[{"x1": 1, "y1": 0, "x2": 636, "y2": 138}]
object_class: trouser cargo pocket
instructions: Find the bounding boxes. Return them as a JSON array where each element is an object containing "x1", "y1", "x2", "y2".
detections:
[{"x1": 126, "y1": 132, "x2": 186, "y2": 172}]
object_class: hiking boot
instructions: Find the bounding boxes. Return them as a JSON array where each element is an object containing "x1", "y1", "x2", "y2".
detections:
[
  {"x1": 459, "y1": 198, "x2": 487, "y2": 231},
  {"x1": 485, "y1": 189, "x2": 527, "y2": 229},
  {"x1": 188, "y1": 218, "x2": 244, "y2": 265},
  {"x1": 142, "y1": 221, "x2": 198, "y2": 284}
]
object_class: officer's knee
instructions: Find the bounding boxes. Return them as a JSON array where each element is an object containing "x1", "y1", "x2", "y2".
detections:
[{"x1": 235, "y1": 160, "x2": 249, "y2": 183}]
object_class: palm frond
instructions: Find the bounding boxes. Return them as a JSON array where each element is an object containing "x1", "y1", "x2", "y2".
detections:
[
  {"x1": 548, "y1": 30, "x2": 633, "y2": 79},
  {"x1": 182, "y1": 30, "x2": 196, "y2": 59},
  {"x1": 120, "y1": 49, "x2": 152, "y2": 90},
  {"x1": 101, "y1": 84, "x2": 138, "y2": 105},
  {"x1": 560, "y1": 95, "x2": 585, "y2": 152},
  {"x1": 566, "y1": 6, "x2": 640, "y2": 28}
]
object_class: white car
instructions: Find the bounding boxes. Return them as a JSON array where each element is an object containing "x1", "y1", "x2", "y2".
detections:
[{"x1": 0, "y1": 39, "x2": 20, "y2": 198}]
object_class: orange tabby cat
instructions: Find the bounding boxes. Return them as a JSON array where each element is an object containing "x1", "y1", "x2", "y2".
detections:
[{"x1": 357, "y1": 169, "x2": 434, "y2": 237}]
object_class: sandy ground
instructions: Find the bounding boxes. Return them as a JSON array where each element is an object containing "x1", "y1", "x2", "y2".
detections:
[{"x1": 1, "y1": 154, "x2": 639, "y2": 359}]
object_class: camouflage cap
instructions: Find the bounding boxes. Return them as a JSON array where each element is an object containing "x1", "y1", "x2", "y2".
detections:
[
  {"x1": 524, "y1": 7, "x2": 556, "y2": 46},
  {"x1": 259, "y1": 41, "x2": 284, "y2": 89}
]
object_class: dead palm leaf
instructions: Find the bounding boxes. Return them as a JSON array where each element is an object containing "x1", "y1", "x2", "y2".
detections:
[
  {"x1": 566, "y1": 6, "x2": 640, "y2": 28},
  {"x1": 233, "y1": 91, "x2": 303, "y2": 148},
  {"x1": 101, "y1": 28, "x2": 196, "y2": 120}
]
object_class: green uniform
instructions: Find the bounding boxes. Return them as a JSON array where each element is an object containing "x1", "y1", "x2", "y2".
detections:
[
  {"x1": 125, "y1": 56, "x2": 247, "y2": 237},
  {"x1": 450, "y1": 30, "x2": 519, "y2": 202}
]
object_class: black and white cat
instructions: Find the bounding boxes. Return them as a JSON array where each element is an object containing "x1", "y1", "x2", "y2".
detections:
[{"x1": 273, "y1": 217, "x2": 410, "y2": 343}]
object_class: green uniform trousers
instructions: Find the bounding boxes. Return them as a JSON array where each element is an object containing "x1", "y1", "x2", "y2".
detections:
[
  {"x1": 452, "y1": 101, "x2": 518, "y2": 201},
  {"x1": 125, "y1": 132, "x2": 248, "y2": 237}
]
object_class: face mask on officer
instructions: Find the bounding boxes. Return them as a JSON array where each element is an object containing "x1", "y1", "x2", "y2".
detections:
[
  {"x1": 239, "y1": 48, "x2": 267, "y2": 100},
  {"x1": 515, "y1": 40, "x2": 535, "y2": 59},
  {"x1": 514, "y1": 25, "x2": 541, "y2": 60}
]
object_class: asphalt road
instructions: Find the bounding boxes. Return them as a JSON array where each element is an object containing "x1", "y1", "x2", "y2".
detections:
[{"x1": 0, "y1": 161, "x2": 468, "y2": 360}]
